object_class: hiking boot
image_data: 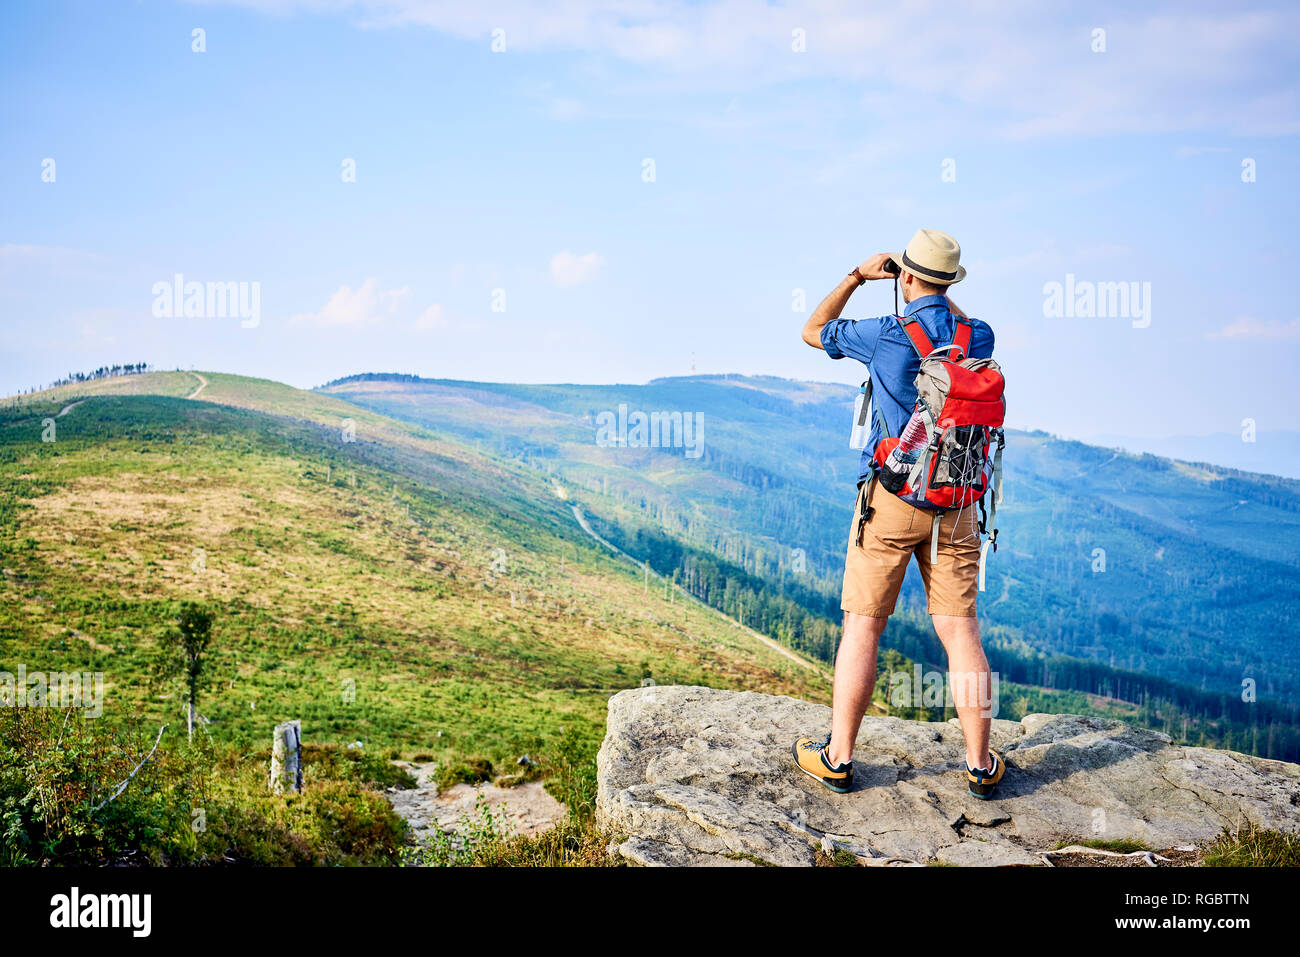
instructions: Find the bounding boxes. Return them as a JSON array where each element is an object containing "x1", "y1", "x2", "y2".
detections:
[
  {"x1": 966, "y1": 749, "x2": 1006, "y2": 799},
  {"x1": 792, "y1": 734, "x2": 853, "y2": 793}
]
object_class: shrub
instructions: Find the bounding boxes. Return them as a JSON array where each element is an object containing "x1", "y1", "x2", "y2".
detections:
[
  {"x1": 473, "y1": 815, "x2": 622, "y2": 868},
  {"x1": 268, "y1": 780, "x2": 408, "y2": 865},
  {"x1": 0, "y1": 706, "x2": 408, "y2": 866},
  {"x1": 435, "y1": 757, "x2": 494, "y2": 791},
  {"x1": 1204, "y1": 823, "x2": 1300, "y2": 867}
]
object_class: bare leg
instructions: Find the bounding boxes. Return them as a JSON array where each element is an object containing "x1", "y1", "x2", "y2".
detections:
[
  {"x1": 826, "y1": 612, "x2": 887, "y2": 766},
  {"x1": 931, "y1": 614, "x2": 993, "y2": 770}
]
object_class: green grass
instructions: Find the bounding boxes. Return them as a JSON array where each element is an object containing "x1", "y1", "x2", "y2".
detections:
[
  {"x1": 470, "y1": 815, "x2": 624, "y2": 867},
  {"x1": 1054, "y1": 837, "x2": 1151, "y2": 853},
  {"x1": 0, "y1": 380, "x2": 827, "y2": 865},
  {"x1": 1203, "y1": 823, "x2": 1300, "y2": 867}
]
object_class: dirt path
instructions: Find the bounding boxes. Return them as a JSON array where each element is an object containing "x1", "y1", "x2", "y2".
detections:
[
  {"x1": 570, "y1": 503, "x2": 830, "y2": 681},
  {"x1": 186, "y1": 372, "x2": 209, "y2": 399},
  {"x1": 388, "y1": 761, "x2": 566, "y2": 847},
  {"x1": 55, "y1": 399, "x2": 84, "y2": 417}
]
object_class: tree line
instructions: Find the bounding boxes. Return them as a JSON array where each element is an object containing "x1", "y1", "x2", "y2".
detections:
[
  {"x1": 19, "y1": 363, "x2": 152, "y2": 395},
  {"x1": 591, "y1": 512, "x2": 1300, "y2": 762}
]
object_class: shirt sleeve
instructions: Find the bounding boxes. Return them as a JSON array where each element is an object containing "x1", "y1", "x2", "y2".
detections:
[
  {"x1": 969, "y1": 319, "x2": 995, "y2": 359},
  {"x1": 820, "y1": 317, "x2": 883, "y2": 363}
]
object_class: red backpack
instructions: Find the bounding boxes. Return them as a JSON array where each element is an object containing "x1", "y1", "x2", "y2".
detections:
[{"x1": 870, "y1": 314, "x2": 1006, "y2": 588}]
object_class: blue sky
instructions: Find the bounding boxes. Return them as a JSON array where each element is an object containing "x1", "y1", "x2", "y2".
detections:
[{"x1": 2, "y1": 0, "x2": 1298, "y2": 446}]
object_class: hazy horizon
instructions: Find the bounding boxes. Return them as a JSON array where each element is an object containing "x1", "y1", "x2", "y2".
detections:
[
  {"x1": 4, "y1": 0, "x2": 1297, "y2": 453},
  {"x1": 14, "y1": 362, "x2": 1300, "y2": 480}
]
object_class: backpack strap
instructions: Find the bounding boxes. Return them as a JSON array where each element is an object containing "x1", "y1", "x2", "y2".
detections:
[
  {"x1": 897, "y1": 313, "x2": 972, "y2": 359},
  {"x1": 977, "y1": 429, "x2": 1005, "y2": 592},
  {"x1": 860, "y1": 376, "x2": 893, "y2": 440},
  {"x1": 894, "y1": 314, "x2": 934, "y2": 359},
  {"x1": 951, "y1": 317, "x2": 972, "y2": 359}
]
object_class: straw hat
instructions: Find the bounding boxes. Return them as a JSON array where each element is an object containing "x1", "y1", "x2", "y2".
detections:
[{"x1": 892, "y1": 228, "x2": 966, "y2": 285}]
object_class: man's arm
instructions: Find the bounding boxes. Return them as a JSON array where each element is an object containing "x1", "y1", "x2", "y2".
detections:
[{"x1": 801, "y1": 253, "x2": 897, "y2": 350}]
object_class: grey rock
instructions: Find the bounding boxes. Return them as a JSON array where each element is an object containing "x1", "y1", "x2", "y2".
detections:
[
  {"x1": 615, "y1": 836, "x2": 757, "y2": 867},
  {"x1": 596, "y1": 686, "x2": 1300, "y2": 867}
]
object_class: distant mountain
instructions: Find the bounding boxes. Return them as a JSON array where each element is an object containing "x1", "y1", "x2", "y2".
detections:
[
  {"x1": 1081, "y1": 430, "x2": 1300, "y2": 481},
  {"x1": 321, "y1": 373, "x2": 1300, "y2": 710}
]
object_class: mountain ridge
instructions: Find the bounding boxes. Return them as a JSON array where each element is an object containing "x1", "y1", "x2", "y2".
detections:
[{"x1": 317, "y1": 371, "x2": 1300, "y2": 712}]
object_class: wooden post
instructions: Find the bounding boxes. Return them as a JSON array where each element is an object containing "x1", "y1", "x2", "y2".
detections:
[{"x1": 270, "y1": 720, "x2": 303, "y2": 793}]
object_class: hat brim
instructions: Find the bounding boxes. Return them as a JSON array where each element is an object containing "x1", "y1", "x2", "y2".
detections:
[{"x1": 892, "y1": 252, "x2": 965, "y2": 285}]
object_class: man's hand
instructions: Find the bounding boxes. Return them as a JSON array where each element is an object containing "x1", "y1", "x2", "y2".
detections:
[
  {"x1": 855, "y1": 253, "x2": 898, "y2": 281},
  {"x1": 802, "y1": 256, "x2": 887, "y2": 349}
]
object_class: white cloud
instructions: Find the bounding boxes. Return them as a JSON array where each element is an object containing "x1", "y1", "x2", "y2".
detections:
[
  {"x1": 413, "y1": 302, "x2": 446, "y2": 330},
  {"x1": 290, "y1": 278, "x2": 410, "y2": 327},
  {"x1": 550, "y1": 250, "x2": 606, "y2": 288},
  {"x1": 203, "y1": 1, "x2": 1300, "y2": 139},
  {"x1": 1208, "y1": 316, "x2": 1300, "y2": 341}
]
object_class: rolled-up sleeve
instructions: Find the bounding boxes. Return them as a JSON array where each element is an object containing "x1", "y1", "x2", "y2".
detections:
[
  {"x1": 969, "y1": 318, "x2": 995, "y2": 359},
  {"x1": 820, "y1": 318, "x2": 881, "y2": 363}
]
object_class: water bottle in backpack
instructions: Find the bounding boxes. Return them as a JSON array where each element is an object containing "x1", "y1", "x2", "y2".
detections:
[
  {"x1": 849, "y1": 379, "x2": 872, "y2": 450},
  {"x1": 879, "y1": 407, "x2": 930, "y2": 492}
]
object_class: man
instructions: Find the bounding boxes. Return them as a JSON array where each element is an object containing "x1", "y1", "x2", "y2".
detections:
[{"x1": 792, "y1": 228, "x2": 1005, "y2": 799}]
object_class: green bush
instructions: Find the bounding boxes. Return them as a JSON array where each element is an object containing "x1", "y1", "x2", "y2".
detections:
[
  {"x1": 268, "y1": 780, "x2": 408, "y2": 865},
  {"x1": 435, "y1": 757, "x2": 494, "y2": 791},
  {"x1": 543, "y1": 725, "x2": 600, "y2": 819},
  {"x1": 0, "y1": 706, "x2": 409, "y2": 866}
]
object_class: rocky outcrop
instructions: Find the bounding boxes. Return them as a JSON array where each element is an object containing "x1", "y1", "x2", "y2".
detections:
[{"x1": 596, "y1": 686, "x2": 1300, "y2": 866}]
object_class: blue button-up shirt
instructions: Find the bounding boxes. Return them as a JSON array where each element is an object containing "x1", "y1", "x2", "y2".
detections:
[{"x1": 821, "y1": 294, "x2": 995, "y2": 483}]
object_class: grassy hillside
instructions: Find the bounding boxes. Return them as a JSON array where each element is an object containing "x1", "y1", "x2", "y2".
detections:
[
  {"x1": 1, "y1": 382, "x2": 827, "y2": 747},
  {"x1": 0, "y1": 374, "x2": 835, "y2": 863}
]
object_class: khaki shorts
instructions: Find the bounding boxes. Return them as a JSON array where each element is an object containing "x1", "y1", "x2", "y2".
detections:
[{"x1": 841, "y1": 476, "x2": 981, "y2": 618}]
